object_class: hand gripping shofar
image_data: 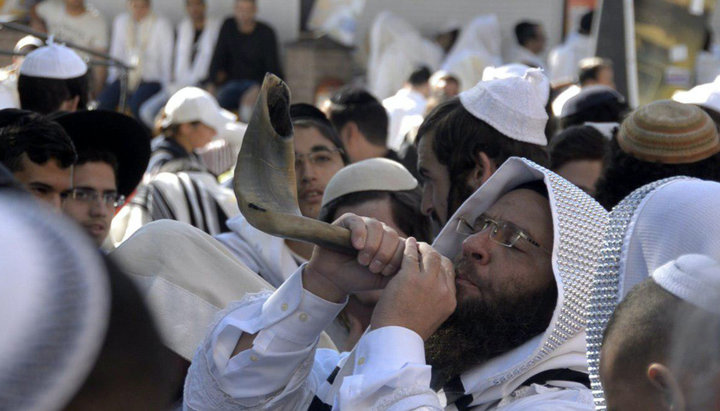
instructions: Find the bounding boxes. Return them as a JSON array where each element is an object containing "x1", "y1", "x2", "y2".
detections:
[{"x1": 233, "y1": 73, "x2": 354, "y2": 254}]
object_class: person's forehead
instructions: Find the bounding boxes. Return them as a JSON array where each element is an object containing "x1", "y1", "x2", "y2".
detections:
[
  {"x1": 73, "y1": 162, "x2": 117, "y2": 190},
  {"x1": 294, "y1": 126, "x2": 334, "y2": 152},
  {"x1": 417, "y1": 133, "x2": 439, "y2": 167},
  {"x1": 17, "y1": 156, "x2": 71, "y2": 182},
  {"x1": 485, "y1": 189, "x2": 551, "y2": 233}
]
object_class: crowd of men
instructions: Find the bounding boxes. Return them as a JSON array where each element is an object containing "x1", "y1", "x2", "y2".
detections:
[{"x1": 1, "y1": 1, "x2": 720, "y2": 410}]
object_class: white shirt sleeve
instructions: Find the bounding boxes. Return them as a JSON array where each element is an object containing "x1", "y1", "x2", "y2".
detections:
[
  {"x1": 184, "y1": 266, "x2": 348, "y2": 410},
  {"x1": 336, "y1": 326, "x2": 442, "y2": 410}
]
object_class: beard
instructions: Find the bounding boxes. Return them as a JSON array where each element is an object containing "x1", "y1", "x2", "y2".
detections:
[{"x1": 425, "y1": 259, "x2": 558, "y2": 390}]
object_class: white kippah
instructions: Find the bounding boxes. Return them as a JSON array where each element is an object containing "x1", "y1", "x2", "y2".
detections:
[
  {"x1": 481, "y1": 63, "x2": 534, "y2": 83},
  {"x1": 459, "y1": 67, "x2": 549, "y2": 146},
  {"x1": 321, "y1": 158, "x2": 417, "y2": 207},
  {"x1": 19, "y1": 42, "x2": 87, "y2": 79},
  {"x1": 652, "y1": 254, "x2": 720, "y2": 316}
]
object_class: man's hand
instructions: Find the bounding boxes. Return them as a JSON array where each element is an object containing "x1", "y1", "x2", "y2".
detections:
[
  {"x1": 303, "y1": 213, "x2": 405, "y2": 303},
  {"x1": 370, "y1": 238, "x2": 457, "y2": 341}
]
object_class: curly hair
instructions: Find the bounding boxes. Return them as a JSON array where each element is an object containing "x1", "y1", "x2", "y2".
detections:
[{"x1": 595, "y1": 137, "x2": 720, "y2": 210}]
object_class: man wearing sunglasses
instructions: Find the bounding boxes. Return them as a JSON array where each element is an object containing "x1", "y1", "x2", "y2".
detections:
[
  {"x1": 184, "y1": 157, "x2": 608, "y2": 410},
  {"x1": 54, "y1": 110, "x2": 150, "y2": 247}
]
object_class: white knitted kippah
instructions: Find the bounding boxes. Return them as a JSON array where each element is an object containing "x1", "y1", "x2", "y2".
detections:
[
  {"x1": 19, "y1": 42, "x2": 87, "y2": 79},
  {"x1": 321, "y1": 158, "x2": 417, "y2": 207},
  {"x1": 459, "y1": 67, "x2": 549, "y2": 146},
  {"x1": 652, "y1": 254, "x2": 720, "y2": 316}
]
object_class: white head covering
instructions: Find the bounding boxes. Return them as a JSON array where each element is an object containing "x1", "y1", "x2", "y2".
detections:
[
  {"x1": 0, "y1": 193, "x2": 110, "y2": 410},
  {"x1": 652, "y1": 254, "x2": 720, "y2": 316},
  {"x1": 459, "y1": 67, "x2": 549, "y2": 146},
  {"x1": 672, "y1": 74, "x2": 720, "y2": 114},
  {"x1": 432, "y1": 157, "x2": 607, "y2": 408},
  {"x1": 19, "y1": 42, "x2": 87, "y2": 79},
  {"x1": 481, "y1": 63, "x2": 534, "y2": 83},
  {"x1": 367, "y1": 11, "x2": 443, "y2": 100},
  {"x1": 441, "y1": 15, "x2": 503, "y2": 93},
  {"x1": 586, "y1": 177, "x2": 720, "y2": 409},
  {"x1": 321, "y1": 158, "x2": 417, "y2": 207},
  {"x1": 162, "y1": 87, "x2": 233, "y2": 133}
]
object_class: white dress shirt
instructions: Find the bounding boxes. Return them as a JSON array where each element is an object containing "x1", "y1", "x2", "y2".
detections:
[{"x1": 107, "y1": 13, "x2": 174, "y2": 85}]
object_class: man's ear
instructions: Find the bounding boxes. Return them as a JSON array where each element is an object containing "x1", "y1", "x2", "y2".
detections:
[
  {"x1": 648, "y1": 363, "x2": 685, "y2": 411},
  {"x1": 467, "y1": 151, "x2": 497, "y2": 190}
]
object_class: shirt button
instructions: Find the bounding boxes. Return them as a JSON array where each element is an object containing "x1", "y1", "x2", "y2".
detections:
[
  {"x1": 250, "y1": 355, "x2": 258, "y2": 362},
  {"x1": 299, "y1": 313, "x2": 309, "y2": 322},
  {"x1": 357, "y1": 357, "x2": 366, "y2": 365},
  {"x1": 281, "y1": 303, "x2": 288, "y2": 311}
]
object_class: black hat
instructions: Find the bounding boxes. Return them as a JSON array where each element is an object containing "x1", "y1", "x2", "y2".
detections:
[
  {"x1": 561, "y1": 85, "x2": 628, "y2": 118},
  {"x1": 289, "y1": 103, "x2": 333, "y2": 128},
  {"x1": 52, "y1": 110, "x2": 150, "y2": 197}
]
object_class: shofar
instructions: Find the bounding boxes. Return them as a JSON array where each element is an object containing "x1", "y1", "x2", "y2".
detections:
[{"x1": 233, "y1": 73, "x2": 354, "y2": 254}]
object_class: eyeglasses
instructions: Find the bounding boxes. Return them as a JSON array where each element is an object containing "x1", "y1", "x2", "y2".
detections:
[
  {"x1": 294, "y1": 148, "x2": 343, "y2": 168},
  {"x1": 456, "y1": 214, "x2": 551, "y2": 254},
  {"x1": 61, "y1": 187, "x2": 125, "y2": 208}
]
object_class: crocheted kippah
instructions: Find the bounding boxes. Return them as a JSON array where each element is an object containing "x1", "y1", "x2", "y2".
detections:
[{"x1": 618, "y1": 100, "x2": 720, "y2": 164}]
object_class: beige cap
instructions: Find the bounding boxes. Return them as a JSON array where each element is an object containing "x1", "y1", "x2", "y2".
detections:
[
  {"x1": 618, "y1": 100, "x2": 720, "y2": 164},
  {"x1": 321, "y1": 158, "x2": 418, "y2": 207}
]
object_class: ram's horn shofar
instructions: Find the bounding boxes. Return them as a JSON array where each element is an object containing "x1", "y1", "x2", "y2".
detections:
[{"x1": 232, "y1": 73, "x2": 354, "y2": 254}]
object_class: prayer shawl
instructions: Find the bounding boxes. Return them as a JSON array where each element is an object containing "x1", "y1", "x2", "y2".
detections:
[
  {"x1": 441, "y1": 15, "x2": 503, "y2": 92},
  {"x1": 367, "y1": 11, "x2": 443, "y2": 100},
  {"x1": 586, "y1": 177, "x2": 720, "y2": 409},
  {"x1": 173, "y1": 17, "x2": 221, "y2": 91},
  {"x1": 547, "y1": 33, "x2": 593, "y2": 85}
]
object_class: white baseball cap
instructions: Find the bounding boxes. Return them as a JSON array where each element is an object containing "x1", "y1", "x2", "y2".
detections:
[
  {"x1": 162, "y1": 87, "x2": 232, "y2": 132},
  {"x1": 19, "y1": 42, "x2": 87, "y2": 79}
]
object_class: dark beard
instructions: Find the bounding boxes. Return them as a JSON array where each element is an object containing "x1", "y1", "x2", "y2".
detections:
[{"x1": 425, "y1": 271, "x2": 558, "y2": 390}]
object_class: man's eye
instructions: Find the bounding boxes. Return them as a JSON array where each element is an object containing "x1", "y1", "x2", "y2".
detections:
[
  {"x1": 312, "y1": 154, "x2": 332, "y2": 163},
  {"x1": 31, "y1": 187, "x2": 49, "y2": 195},
  {"x1": 76, "y1": 191, "x2": 91, "y2": 200}
]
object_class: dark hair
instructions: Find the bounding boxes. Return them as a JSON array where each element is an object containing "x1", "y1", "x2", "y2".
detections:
[
  {"x1": 328, "y1": 86, "x2": 388, "y2": 147},
  {"x1": 515, "y1": 21, "x2": 540, "y2": 46},
  {"x1": 560, "y1": 94, "x2": 629, "y2": 130},
  {"x1": 318, "y1": 187, "x2": 431, "y2": 242},
  {"x1": 417, "y1": 97, "x2": 549, "y2": 182},
  {"x1": 578, "y1": 57, "x2": 613, "y2": 86},
  {"x1": 66, "y1": 257, "x2": 179, "y2": 409},
  {"x1": 408, "y1": 66, "x2": 432, "y2": 87},
  {"x1": 0, "y1": 110, "x2": 76, "y2": 172},
  {"x1": 512, "y1": 179, "x2": 549, "y2": 199},
  {"x1": 602, "y1": 279, "x2": 678, "y2": 378},
  {"x1": 595, "y1": 137, "x2": 720, "y2": 209},
  {"x1": 549, "y1": 125, "x2": 608, "y2": 170},
  {"x1": 293, "y1": 118, "x2": 350, "y2": 165},
  {"x1": 76, "y1": 148, "x2": 119, "y2": 184},
  {"x1": 579, "y1": 10, "x2": 594, "y2": 35},
  {"x1": 18, "y1": 73, "x2": 89, "y2": 115}
]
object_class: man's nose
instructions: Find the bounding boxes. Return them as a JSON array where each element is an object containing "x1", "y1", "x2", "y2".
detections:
[
  {"x1": 421, "y1": 184, "x2": 433, "y2": 217},
  {"x1": 460, "y1": 229, "x2": 493, "y2": 265}
]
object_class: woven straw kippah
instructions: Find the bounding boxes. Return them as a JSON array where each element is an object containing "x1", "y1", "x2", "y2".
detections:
[{"x1": 618, "y1": 100, "x2": 720, "y2": 164}]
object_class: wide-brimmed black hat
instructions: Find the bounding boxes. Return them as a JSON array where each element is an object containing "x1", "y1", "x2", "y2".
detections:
[{"x1": 52, "y1": 110, "x2": 150, "y2": 197}]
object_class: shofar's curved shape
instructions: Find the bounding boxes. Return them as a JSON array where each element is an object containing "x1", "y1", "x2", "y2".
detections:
[{"x1": 233, "y1": 73, "x2": 354, "y2": 254}]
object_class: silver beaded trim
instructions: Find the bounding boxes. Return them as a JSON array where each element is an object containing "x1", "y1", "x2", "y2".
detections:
[
  {"x1": 485, "y1": 159, "x2": 608, "y2": 387},
  {"x1": 585, "y1": 176, "x2": 692, "y2": 410}
]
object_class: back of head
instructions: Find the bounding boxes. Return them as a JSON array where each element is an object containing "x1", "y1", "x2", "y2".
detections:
[
  {"x1": 578, "y1": 57, "x2": 612, "y2": 86},
  {"x1": 408, "y1": 66, "x2": 432, "y2": 87},
  {"x1": 0, "y1": 109, "x2": 76, "y2": 172},
  {"x1": 601, "y1": 279, "x2": 681, "y2": 405},
  {"x1": 328, "y1": 86, "x2": 388, "y2": 146},
  {"x1": 560, "y1": 85, "x2": 629, "y2": 129},
  {"x1": 515, "y1": 21, "x2": 539, "y2": 47},
  {"x1": 595, "y1": 101, "x2": 720, "y2": 209},
  {"x1": 579, "y1": 10, "x2": 594, "y2": 35},
  {"x1": 18, "y1": 43, "x2": 89, "y2": 114},
  {"x1": 0, "y1": 192, "x2": 175, "y2": 410},
  {"x1": 549, "y1": 125, "x2": 608, "y2": 170}
]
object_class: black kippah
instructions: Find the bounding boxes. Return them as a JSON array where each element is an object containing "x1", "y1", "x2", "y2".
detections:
[{"x1": 289, "y1": 103, "x2": 332, "y2": 128}]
